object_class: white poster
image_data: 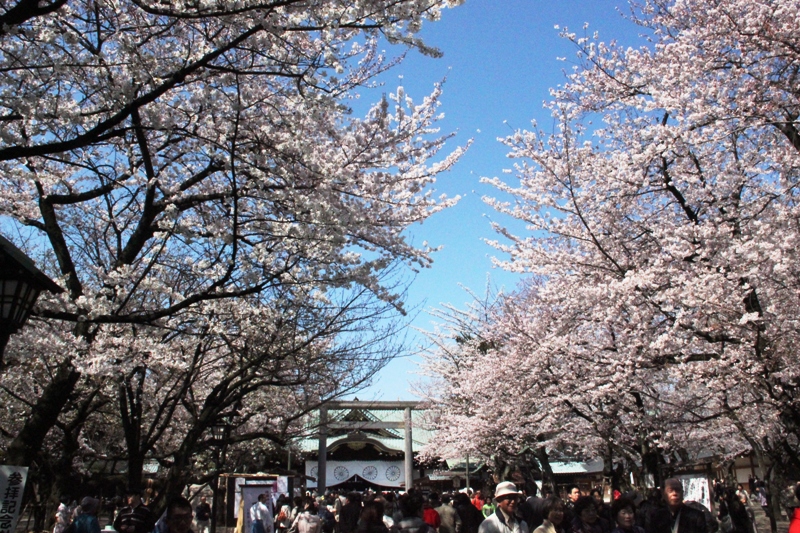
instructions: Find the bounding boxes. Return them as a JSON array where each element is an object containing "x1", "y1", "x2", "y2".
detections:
[
  {"x1": 239, "y1": 483, "x2": 276, "y2": 533},
  {"x1": 677, "y1": 475, "x2": 712, "y2": 511},
  {"x1": 275, "y1": 478, "x2": 288, "y2": 502},
  {"x1": 234, "y1": 480, "x2": 277, "y2": 519},
  {"x1": 0, "y1": 466, "x2": 28, "y2": 533}
]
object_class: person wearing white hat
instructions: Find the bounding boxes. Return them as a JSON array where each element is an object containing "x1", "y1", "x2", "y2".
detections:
[{"x1": 477, "y1": 482, "x2": 529, "y2": 533}]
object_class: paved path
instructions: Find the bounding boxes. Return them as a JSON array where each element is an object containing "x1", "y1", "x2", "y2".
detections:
[{"x1": 751, "y1": 502, "x2": 790, "y2": 533}]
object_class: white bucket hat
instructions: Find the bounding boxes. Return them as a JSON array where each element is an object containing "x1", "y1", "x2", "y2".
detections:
[{"x1": 494, "y1": 481, "x2": 522, "y2": 499}]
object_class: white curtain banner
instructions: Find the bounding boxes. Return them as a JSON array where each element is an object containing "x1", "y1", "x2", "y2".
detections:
[{"x1": 306, "y1": 460, "x2": 405, "y2": 488}]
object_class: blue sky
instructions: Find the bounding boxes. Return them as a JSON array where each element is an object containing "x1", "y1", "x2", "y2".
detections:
[{"x1": 350, "y1": 0, "x2": 647, "y2": 400}]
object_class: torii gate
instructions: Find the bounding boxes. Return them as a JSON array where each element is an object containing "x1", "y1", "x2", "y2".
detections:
[{"x1": 316, "y1": 400, "x2": 421, "y2": 492}]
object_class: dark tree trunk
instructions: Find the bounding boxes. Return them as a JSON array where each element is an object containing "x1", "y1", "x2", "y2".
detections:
[
  {"x1": 120, "y1": 367, "x2": 147, "y2": 491},
  {"x1": 157, "y1": 430, "x2": 202, "y2": 513},
  {"x1": 534, "y1": 447, "x2": 557, "y2": 495},
  {"x1": 641, "y1": 448, "x2": 663, "y2": 488},
  {"x1": 3, "y1": 360, "x2": 79, "y2": 467}
]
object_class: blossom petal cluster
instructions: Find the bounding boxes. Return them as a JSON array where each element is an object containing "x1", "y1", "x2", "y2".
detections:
[{"x1": 423, "y1": 0, "x2": 800, "y2": 485}]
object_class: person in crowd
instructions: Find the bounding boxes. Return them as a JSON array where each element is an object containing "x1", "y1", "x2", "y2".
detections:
[
  {"x1": 320, "y1": 498, "x2": 338, "y2": 533},
  {"x1": 788, "y1": 483, "x2": 800, "y2": 533},
  {"x1": 274, "y1": 496, "x2": 287, "y2": 521},
  {"x1": 754, "y1": 483, "x2": 769, "y2": 518},
  {"x1": 454, "y1": 493, "x2": 484, "y2": 533},
  {"x1": 473, "y1": 492, "x2": 486, "y2": 513},
  {"x1": 590, "y1": 490, "x2": 612, "y2": 525},
  {"x1": 334, "y1": 491, "x2": 346, "y2": 529},
  {"x1": 735, "y1": 486, "x2": 749, "y2": 504},
  {"x1": 478, "y1": 482, "x2": 529, "y2": 533},
  {"x1": 647, "y1": 479, "x2": 706, "y2": 533},
  {"x1": 609, "y1": 498, "x2": 643, "y2": 533},
  {"x1": 74, "y1": 497, "x2": 101, "y2": 533},
  {"x1": 532, "y1": 496, "x2": 565, "y2": 533},
  {"x1": 251, "y1": 495, "x2": 269, "y2": 533},
  {"x1": 289, "y1": 496, "x2": 322, "y2": 533},
  {"x1": 156, "y1": 497, "x2": 195, "y2": 533},
  {"x1": 276, "y1": 496, "x2": 293, "y2": 533},
  {"x1": 735, "y1": 493, "x2": 755, "y2": 533},
  {"x1": 114, "y1": 489, "x2": 156, "y2": 533},
  {"x1": 482, "y1": 497, "x2": 496, "y2": 519},
  {"x1": 564, "y1": 487, "x2": 582, "y2": 533},
  {"x1": 340, "y1": 493, "x2": 362, "y2": 533},
  {"x1": 194, "y1": 496, "x2": 211, "y2": 533},
  {"x1": 437, "y1": 494, "x2": 462, "y2": 533},
  {"x1": 713, "y1": 483, "x2": 725, "y2": 507},
  {"x1": 372, "y1": 496, "x2": 395, "y2": 531},
  {"x1": 717, "y1": 488, "x2": 749, "y2": 533},
  {"x1": 521, "y1": 484, "x2": 544, "y2": 532},
  {"x1": 357, "y1": 500, "x2": 389, "y2": 533},
  {"x1": 397, "y1": 493, "x2": 436, "y2": 533},
  {"x1": 291, "y1": 497, "x2": 305, "y2": 526},
  {"x1": 384, "y1": 493, "x2": 401, "y2": 525},
  {"x1": 681, "y1": 498, "x2": 715, "y2": 533},
  {"x1": 263, "y1": 494, "x2": 276, "y2": 533},
  {"x1": 636, "y1": 490, "x2": 662, "y2": 533},
  {"x1": 104, "y1": 497, "x2": 119, "y2": 526},
  {"x1": 54, "y1": 497, "x2": 73, "y2": 533},
  {"x1": 566, "y1": 488, "x2": 582, "y2": 508},
  {"x1": 423, "y1": 494, "x2": 442, "y2": 530},
  {"x1": 570, "y1": 496, "x2": 609, "y2": 533},
  {"x1": 277, "y1": 496, "x2": 291, "y2": 516}
]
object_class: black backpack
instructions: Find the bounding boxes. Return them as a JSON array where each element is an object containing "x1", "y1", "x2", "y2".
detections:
[{"x1": 318, "y1": 508, "x2": 336, "y2": 533}]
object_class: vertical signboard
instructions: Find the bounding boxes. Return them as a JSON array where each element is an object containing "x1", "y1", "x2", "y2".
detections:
[{"x1": 0, "y1": 466, "x2": 28, "y2": 533}]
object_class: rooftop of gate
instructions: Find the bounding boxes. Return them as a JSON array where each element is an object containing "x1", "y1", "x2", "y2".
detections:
[{"x1": 298, "y1": 400, "x2": 434, "y2": 454}]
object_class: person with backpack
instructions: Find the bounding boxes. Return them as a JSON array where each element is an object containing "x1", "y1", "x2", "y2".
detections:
[
  {"x1": 277, "y1": 497, "x2": 293, "y2": 533},
  {"x1": 318, "y1": 499, "x2": 337, "y2": 533},
  {"x1": 73, "y1": 498, "x2": 101, "y2": 533},
  {"x1": 289, "y1": 497, "x2": 322, "y2": 533}
]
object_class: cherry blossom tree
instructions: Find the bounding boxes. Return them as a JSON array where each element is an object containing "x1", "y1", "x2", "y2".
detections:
[
  {"x1": 0, "y1": 0, "x2": 467, "y2": 516},
  {"x1": 424, "y1": 0, "x2": 800, "y2": 511}
]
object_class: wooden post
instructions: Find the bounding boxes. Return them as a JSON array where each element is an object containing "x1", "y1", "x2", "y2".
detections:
[
  {"x1": 404, "y1": 407, "x2": 413, "y2": 491},
  {"x1": 318, "y1": 407, "x2": 328, "y2": 494}
]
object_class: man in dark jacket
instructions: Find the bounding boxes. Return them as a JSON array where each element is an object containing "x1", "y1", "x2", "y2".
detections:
[
  {"x1": 195, "y1": 496, "x2": 211, "y2": 533},
  {"x1": 454, "y1": 493, "x2": 484, "y2": 533},
  {"x1": 339, "y1": 492, "x2": 362, "y2": 533},
  {"x1": 520, "y1": 484, "x2": 544, "y2": 531},
  {"x1": 114, "y1": 490, "x2": 156, "y2": 533},
  {"x1": 647, "y1": 479, "x2": 708, "y2": 533}
]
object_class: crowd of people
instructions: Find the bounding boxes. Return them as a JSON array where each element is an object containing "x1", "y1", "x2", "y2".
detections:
[
  {"x1": 50, "y1": 489, "x2": 195, "y2": 533},
  {"x1": 239, "y1": 478, "x2": 796, "y2": 533},
  {"x1": 50, "y1": 478, "x2": 800, "y2": 533},
  {"x1": 269, "y1": 479, "x2": 799, "y2": 533}
]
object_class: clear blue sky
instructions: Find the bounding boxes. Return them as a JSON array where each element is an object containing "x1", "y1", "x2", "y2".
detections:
[{"x1": 348, "y1": 0, "x2": 646, "y2": 400}]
